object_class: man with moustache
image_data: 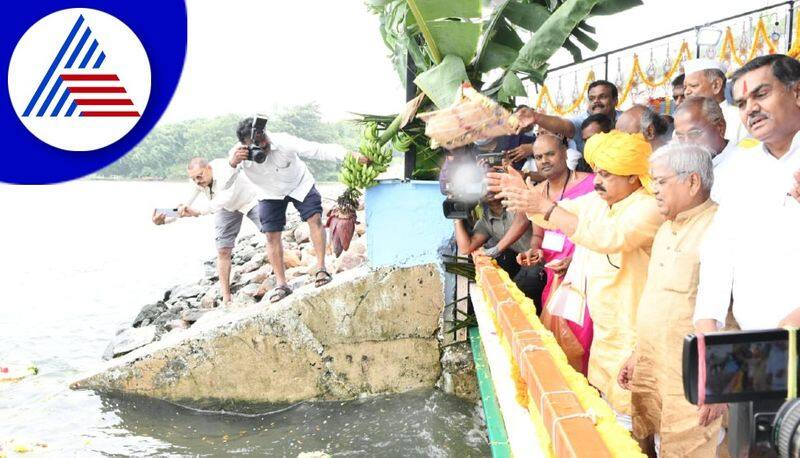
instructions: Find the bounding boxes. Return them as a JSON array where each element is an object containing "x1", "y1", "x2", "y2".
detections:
[
  {"x1": 488, "y1": 131, "x2": 663, "y2": 429},
  {"x1": 618, "y1": 143, "x2": 725, "y2": 456},
  {"x1": 683, "y1": 59, "x2": 748, "y2": 144},
  {"x1": 514, "y1": 80, "x2": 622, "y2": 152},
  {"x1": 695, "y1": 54, "x2": 800, "y2": 332}
]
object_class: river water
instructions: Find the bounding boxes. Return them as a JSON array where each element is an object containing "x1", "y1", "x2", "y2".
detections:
[{"x1": 0, "y1": 180, "x2": 488, "y2": 457}]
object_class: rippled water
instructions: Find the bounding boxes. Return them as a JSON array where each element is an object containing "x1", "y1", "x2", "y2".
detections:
[{"x1": 0, "y1": 180, "x2": 487, "y2": 456}]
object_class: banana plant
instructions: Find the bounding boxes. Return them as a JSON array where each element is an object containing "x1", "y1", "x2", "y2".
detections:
[{"x1": 328, "y1": 0, "x2": 642, "y2": 256}]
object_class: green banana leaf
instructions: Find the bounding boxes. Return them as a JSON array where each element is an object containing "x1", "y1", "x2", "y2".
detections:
[
  {"x1": 406, "y1": 0, "x2": 482, "y2": 65},
  {"x1": 510, "y1": 0, "x2": 600, "y2": 73},
  {"x1": 414, "y1": 54, "x2": 469, "y2": 109}
]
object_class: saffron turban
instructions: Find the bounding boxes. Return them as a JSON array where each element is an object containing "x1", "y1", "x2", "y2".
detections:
[{"x1": 584, "y1": 130, "x2": 653, "y2": 193}]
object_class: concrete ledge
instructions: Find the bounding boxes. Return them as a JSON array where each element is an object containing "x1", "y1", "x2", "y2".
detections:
[{"x1": 72, "y1": 264, "x2": 444, "y2": 408}]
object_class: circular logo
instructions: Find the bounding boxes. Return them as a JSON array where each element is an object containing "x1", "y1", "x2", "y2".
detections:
[{"x1": 7, "y1": 8, "x2": 151, "y2": 151}]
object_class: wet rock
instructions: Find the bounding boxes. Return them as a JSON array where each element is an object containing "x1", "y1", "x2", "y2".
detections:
[
  {"x1": 132, "y1": 302, "x2": 166, "y2": 328},
  {"x1": 102, "y1": 326, "x2": 156, "y2": 360}
]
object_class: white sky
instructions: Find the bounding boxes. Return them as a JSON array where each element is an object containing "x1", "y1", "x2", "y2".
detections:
[{"x1": 160, "y1": 0, "x2": 778, "y2": 124}]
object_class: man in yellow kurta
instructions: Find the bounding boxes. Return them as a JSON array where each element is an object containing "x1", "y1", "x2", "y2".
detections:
[
  {"x1": 616, "y1": 142, "x2": 725, "y2": 456},
  {"x1": 489, "y1": 130, "x2": 663, "y2": 427}
]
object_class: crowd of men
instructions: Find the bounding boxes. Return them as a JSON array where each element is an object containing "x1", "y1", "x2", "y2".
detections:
[{"x1": 454, "y1": 54, "x2": 800, "y2": 456}]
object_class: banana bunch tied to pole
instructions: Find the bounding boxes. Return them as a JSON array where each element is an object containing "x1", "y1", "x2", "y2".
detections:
[{"x1": 329, "y1": 122, "x2": 408, "y2": 257}]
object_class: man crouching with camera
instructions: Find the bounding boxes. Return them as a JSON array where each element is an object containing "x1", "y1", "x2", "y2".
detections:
[{"x1": 229, "y1": 115, "x2": 364, "y2": 303}]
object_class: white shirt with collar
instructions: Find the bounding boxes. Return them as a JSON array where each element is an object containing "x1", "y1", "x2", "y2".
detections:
[
  {"x1": 185, "y1": 158, "x2": 259, "y2": 215},
  {"x1": 230, "y1": 132, "x2": 347, "y2": 201},
  {"x1": 695, "y1": 131, "x2": 800, "y2": 330},
  {"x1": 720, "y1": 100, "x2": 749, "y2": 146},
  {"x1": 710, "y1": 138, "x2": 747, "y2": 204}
]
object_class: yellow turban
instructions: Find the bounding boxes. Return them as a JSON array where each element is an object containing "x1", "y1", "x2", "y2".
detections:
[{"x1": 584, "y1": 130, "x2": 653, "y2": 193}]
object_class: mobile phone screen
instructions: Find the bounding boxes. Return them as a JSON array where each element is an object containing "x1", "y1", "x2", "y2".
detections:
[{"x1": 683, "y1": 330, "x2": 799, "y2": 404}]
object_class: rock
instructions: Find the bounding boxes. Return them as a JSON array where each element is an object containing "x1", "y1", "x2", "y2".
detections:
[
  {"x1": 166, "y1": 320, "x2": 189, "y2": 331},
  {"x1": 286, "y1": 266, "x2": 309, "y2": 278},
  {"x1": 203, "y1": 260, "x2": 217, "y2": 279},
  {"x1": 240, "y1": 265, "x2": 272, "y2": 285},
  {"x1": 102, "y1": 326, "x2": 156, "y2": 360},
  {"x1": 355, "y1": 222, "x2": 366, "y2": 237},
  {"x1": 335, "y1": 251, "x2": 366, "y2": 273},
  {"x1": 239, "y1": 283, "x2": 261, "y2": 297},
  {"x1": 293, "y1": 224, "x2": 310, "y2": 244},
  {"x1": 173, "y1": 284, "x2": 205, "y2": 299},
  {"x1": 300, "y1": 247, "x2": 317, "y2": 267},
  {"x1": 233, "y1": 244, "x2": 256, "y2": 263},
  {"x1": 181, "y1": 308, "x2": 212, "y2": 323},
  {"x1": 348, "y1": 236, "x2": 366, "y2": 256},
  {"x1": 255, "y1": 277, "x2": 277, "y2": 299},
  {"x1": 132, "y1": 302, "x2": 166, "y2": 328},
  {"x1": 200, "y1": 293, "x2": 218, "y2": 309},
  {"x1": 284, "y1": 249, "x2": 302, "y2": 269},
  {"x1": 240, "y1": 256, "x2": 263, "y2": 274}
]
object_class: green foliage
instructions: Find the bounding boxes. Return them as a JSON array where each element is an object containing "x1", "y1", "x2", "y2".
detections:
[{"x1": 95, "y1": 103, "x2": 358, "y2": 181}]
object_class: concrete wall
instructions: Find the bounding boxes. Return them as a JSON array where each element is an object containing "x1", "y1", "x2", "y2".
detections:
[
  {"x1": 365, "y1": 180, "x2": 453, "y2": 268},
  {"x1": 72, "y1": 264, "x2": 445, "y2": 409}
]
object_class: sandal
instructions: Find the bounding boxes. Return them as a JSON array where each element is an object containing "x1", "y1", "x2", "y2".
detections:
[
  {"x1": 269, "y1": 285, "x2": 292, "y2": 303},
  {"x1": 313, "y1": 268, "x2": 333, "y2": 287}
]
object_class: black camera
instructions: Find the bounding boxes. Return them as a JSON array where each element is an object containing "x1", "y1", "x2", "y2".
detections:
[
  {"x1": 247, "y1": 114, "x2": 269, "y2": 163},
  {"x1": 440, "y1": 153, "x2": 487, "y2": 220},
  {"x1": 683, "y1": 329, "x2": 800, "y2": 456}
]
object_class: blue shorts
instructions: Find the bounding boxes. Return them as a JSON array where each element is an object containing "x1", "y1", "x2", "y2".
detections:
[{"x1": 259, "y1": 185, "x2": 323, "y2": 233}]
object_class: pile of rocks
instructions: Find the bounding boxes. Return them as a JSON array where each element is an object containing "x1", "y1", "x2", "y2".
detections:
[{"x1": 104, "y1": 211, "x2": 367, "y2": 360}]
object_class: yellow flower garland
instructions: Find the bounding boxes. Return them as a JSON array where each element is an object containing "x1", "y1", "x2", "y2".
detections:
[{"x1": 477, "y1": 263, "x2": 645, "y2": 457}]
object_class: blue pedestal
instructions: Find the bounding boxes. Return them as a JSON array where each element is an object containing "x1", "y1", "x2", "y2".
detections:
[{"x1": 365, "y1": 180, "x2": 453, "y2": 268}]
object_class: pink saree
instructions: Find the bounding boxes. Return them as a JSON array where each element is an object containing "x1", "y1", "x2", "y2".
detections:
[{"x1": 540, "y1": 173, "x2": 595, "y2": 373}]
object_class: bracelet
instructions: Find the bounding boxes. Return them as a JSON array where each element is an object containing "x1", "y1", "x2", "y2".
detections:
[{"x1": 543, "y1": 201, "x2": 558, "y2": 221}]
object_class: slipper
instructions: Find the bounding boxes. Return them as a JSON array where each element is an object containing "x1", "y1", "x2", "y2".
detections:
[
  {"x1": 313, "y1": 268, "x2": 333, "y2": 287},
  {"x1": 269, "y1": 285, "x2": 292, "y2": 303}
]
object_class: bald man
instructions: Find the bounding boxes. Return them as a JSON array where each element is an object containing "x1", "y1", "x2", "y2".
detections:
[
  {"x1": 616, "y1": 105, "x2": 671, "y2": 150},
  {"x1": 153, "y1": 157, "x2": 260, "y2": 305},
  {"x1": 683, "y1": 58, "x2": 748, "y2": 144}
]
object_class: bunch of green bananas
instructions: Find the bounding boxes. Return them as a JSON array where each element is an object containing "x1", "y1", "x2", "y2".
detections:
[
  {"x1": 391, "y1": 132, "x2": 413, "y2": 153},
  {"x1": 339, "y1": 153, "x2": 382, "y2": 189}
]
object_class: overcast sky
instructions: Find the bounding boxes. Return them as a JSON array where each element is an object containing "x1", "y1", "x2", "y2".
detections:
[{"x1": 160, "y1": 0, "x2": 778, "y2": 124}]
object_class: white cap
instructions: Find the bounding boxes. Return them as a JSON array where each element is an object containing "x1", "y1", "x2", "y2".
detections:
[{"x1": 683, "y1": 58, "x2": 727, "y2": 76}]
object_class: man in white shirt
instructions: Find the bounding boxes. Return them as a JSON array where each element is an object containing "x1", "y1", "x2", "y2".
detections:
[
  {"x1": 683, "y1": 58, "x2": 748, "y2": 145},
  {"x1": 229, "y1": 117, "x2": 357, "y2": 302},
  {"x1": 694, "y1": 54, "x2": 800, "y2": 333},
  {"x1": 152, "y1": 157, "x2": 260, "y2": 305},
  {"x1": 671, "y1": 96, "x2": 741, "y2": 202}
]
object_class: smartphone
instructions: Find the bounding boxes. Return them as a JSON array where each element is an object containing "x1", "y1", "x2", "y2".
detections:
[
  {"x1": 683, "y1": 329, "x2": 799, "y2": 405},
  {"x1": 155, "y1": 208, "x2": 179, "y2": 217}
]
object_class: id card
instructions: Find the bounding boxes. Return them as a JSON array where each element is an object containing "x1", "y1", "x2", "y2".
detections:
[{"x1": 541, "y1": 230, "x2": 566, "y2": 253}]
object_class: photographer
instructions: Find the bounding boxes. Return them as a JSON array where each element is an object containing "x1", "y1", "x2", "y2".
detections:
[
  {"x1": 152, "y1": 157, "x2": 259, "y2": 306},
  {"x1": 228, "y1": 117, "x2": 363, "y2": 303},
  {"x1": 453, "y1": 184, "x2": 545, "y2": 307}
]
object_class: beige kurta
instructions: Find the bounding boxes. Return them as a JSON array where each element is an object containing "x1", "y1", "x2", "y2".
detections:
[
  {"x1": 556, "y1": 187, "x2": 663, "y2": 416},
  {"x1": 631, "y1": 199, "x2": 723, "y2": 457}
]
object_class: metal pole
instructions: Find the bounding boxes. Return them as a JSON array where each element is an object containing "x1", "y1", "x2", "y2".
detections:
[
  {"x1": 404, "y1": 51, "x2": 416, "y2": 181},
  {"x1": 695, "y1": 27, "x2": 701, "y2": 58},
  {"x1": 604, "y1": 55, "x2": 609, "y2": 80},
  {"x1": 789, "y1": 1, "x2": 795, "y2": 51}
]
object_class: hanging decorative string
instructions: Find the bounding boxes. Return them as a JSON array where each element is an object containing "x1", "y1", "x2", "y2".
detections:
[{"x1": 533, "y1": 17, "x2": 785, "y2": 115}]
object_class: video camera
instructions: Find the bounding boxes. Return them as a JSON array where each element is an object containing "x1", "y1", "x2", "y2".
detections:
[
  {"x1": 683, "y1": 329, "x2": 800, "y2": 457},
  {"x1": 439, "y1": 141, "x2": 509, "y2": 219},
  {"x1": 247, "y1": 114, "x2": 269, "y2": 163}
]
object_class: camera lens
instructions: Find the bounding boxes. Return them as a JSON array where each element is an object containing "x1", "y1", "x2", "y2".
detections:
[{"x1": 773, "y1": 398, "x2": 800, "y2": 457}]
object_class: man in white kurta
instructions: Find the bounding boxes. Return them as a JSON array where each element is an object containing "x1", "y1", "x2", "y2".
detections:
[{"x1": 683, "y1": 58, "x2": 749, "y2": 145}]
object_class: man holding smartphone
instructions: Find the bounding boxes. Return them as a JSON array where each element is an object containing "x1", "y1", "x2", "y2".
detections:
[{"x1": 152, "y1": 156, "x2": 259, "y2": 306}]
